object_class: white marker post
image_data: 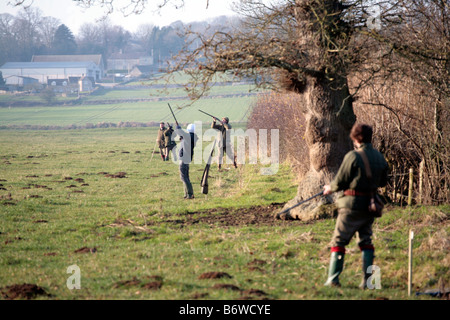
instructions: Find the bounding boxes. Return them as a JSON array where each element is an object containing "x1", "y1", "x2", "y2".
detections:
[{"x1": 408, "y1": 230, "x2": 414, "y2": 297}]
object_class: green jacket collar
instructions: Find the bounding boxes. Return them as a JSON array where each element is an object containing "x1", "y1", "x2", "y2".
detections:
[{"x1": 358, "y1": 143, "x2": 373, "y2": 150}]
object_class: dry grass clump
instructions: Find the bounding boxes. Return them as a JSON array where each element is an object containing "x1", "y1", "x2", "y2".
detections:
[{"x1": 247, "y1": 92, "x2": 309, "y2": 179}]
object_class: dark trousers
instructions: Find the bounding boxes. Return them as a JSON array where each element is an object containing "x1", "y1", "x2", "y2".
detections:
[{"x1": 180, "y1": 163, "x2": 193, "y2": 197}]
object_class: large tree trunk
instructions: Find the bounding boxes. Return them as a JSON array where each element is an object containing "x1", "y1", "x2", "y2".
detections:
[
  {"x1": 279, "y1": 75, "x2": 356, "y2": 221},
  {"x1": 276, "y1": 0, "x2": 356, "y2": 220}
]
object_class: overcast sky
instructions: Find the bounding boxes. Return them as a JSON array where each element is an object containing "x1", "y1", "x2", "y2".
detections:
[{"x1": 1, "y1": 0, "x2": 238, "y2": 35}]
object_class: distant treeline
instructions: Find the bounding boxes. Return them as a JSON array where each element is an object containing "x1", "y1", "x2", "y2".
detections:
[{"x1": 0, "y1": 7, "x2": 236, "y2": 66}]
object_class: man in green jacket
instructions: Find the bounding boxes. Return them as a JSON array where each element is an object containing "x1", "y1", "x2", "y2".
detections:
[
  {"x1": 163, "y1": 124, "x2": 175, "y2": 161},
  {"x1": 211, "y1": 116, "x2": 237, "y2": 170},
  {"x1": 156, "y1": 122, "x2": 167, "y2": 161},
  {"x1": 323, "y1": 123, "x2": 389, "y2": 288}
]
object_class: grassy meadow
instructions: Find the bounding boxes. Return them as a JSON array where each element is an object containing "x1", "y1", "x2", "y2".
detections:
[
  {"x1": 0, "y1": 75, "x2": 448, "y2": 301},
  {"x1": 0, "y1": 97, "x2": 254, "y2": 127},
  {"x1": 0, "y1": 128, "x2": 448, "y2": 300}
]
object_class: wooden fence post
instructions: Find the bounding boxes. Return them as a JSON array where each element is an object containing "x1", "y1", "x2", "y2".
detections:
[
  {"x1": 408, "y1": 230, "x2": 414, "y2": 297},
  {"x1": 392, "y1": 167, "x2": 397, "y2": 203},
  {"x1": 408, "y1": 168, "x2": 413, "y2": 206},
  {"x1": 418, "y1": 160, "x2": 424, "y2": 205}
]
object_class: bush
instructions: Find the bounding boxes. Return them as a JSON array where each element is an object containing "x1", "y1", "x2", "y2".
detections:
[{"x1": 247, "y1": 92, "x2": 309, "y2": 179}]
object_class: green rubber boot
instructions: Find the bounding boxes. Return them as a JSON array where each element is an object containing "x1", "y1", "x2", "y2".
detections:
[
  {"x1": 360, "y1": 249, "x2": 375, "y2": 289},
  {"x1": 324, "y1": 251, "x2": 345, "y2": 287}
]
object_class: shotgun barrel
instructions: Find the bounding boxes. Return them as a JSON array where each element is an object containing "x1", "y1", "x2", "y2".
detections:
[
  {"x1": 277, "y1": 191, "x2": 324, "y2": 216},
  {"x1": 168, "y1": 103, "x2": 179, "y2": 127},
  {"x1": 198, "y1": 109, "x2": 223, "y2": 124}
]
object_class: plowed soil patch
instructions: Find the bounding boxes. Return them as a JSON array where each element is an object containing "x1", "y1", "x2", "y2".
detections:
[{"x1": 159, "y1": 203, "x2": 295, "y2": 227}]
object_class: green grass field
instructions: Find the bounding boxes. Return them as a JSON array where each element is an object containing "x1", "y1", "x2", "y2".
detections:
[
  {"x1": 0, "y1": 97, "x2": 254, "y2": 127},
  {"x1": 0, "y1": 128, "x2": 448, "y2": 301},
  {"x1": 0, "y1": 73, "x2": 262, "y2": 128}
]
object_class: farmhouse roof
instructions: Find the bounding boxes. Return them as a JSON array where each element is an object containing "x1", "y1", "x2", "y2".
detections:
[
  {"x1": 5, "y1": 75, "x2": 38, "y2": 80},
  {"x1": 1, "y1": 62, "x2": 97, "y2": 69},
  {"x1": 32, "y1": 54, "x2": 103, "y2": 66},
  {"x1": 108, "y1": 52, "x2": 149, "y2": 60},
  {"x1": 132, "y1": 65, "x2": 153, "y2": 72}
]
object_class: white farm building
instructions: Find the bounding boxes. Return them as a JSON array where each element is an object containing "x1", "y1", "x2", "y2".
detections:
[{"x1": 0, "y1": 61, "x2": 101, "y2": 84}]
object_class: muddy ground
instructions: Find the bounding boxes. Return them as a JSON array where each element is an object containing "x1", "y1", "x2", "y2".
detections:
[{"x1": 157, "y1": 203, "x2": 300, "y2": 228}]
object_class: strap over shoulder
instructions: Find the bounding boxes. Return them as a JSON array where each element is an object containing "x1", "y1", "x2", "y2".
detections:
[{"x1": 357, "y1": 149, "x2": 372, "y2": 180}]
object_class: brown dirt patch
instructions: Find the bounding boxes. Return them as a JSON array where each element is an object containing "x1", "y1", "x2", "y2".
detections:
[
  {"x1": 150, "y1": 172, "x2": 169, "y2": 178},
  {"x1": 157, "y1": 203, "x2": 298, "y2": 228},
  {"x1": 44, "y1": 252, "x2": 57, "y2": 256},
  {"x1": 74, "y1": 247, "x2": 97, "y2": 254},
  {"x1": 105, "y1": 172, "x2": 127, "y2": 178},
  {"x1": 247, "y1": 259, "x2": 267, "y2": 266},
  {"x1": 191, "y1": 292, "x2": 209, "y2": 299},
  {"x1": 1, "y1": 283, "x2": 50, "y2": 300},
  {"x1": 29, "y1": 184, "x2": 52, "y2": 190},
  {"x1": 241, "y1": 288, "x2": 268, "y2": 297},
  {"x1": 113, "y1": 277, "x2": 141, "y2": 288},
  {"x1": 198, "y1": 272, "x2": 232, "y2": 280},
  {"x1": 142, "y1": 281, "x2": 163, "y2": 290},
  {"x1": 33, "y1": 219, "x2": 48, "y2": 223},
  {"x1": 212, "y1": 283, "x2": 241, "y2": 291},
  {"x1": 113, "y1": 276, "x2": 163, "y2": 290}
]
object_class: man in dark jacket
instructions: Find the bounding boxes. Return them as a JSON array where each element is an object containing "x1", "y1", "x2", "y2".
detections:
[
  {"x1": 177, "y1": 123, "x2": 198, "y2": 199},
  {"x1": 211, "y1": 117, "x2": 237, "y2": 170},
  {"x1": 323, "y1": 123, "x2": 389, "y2": 288}
]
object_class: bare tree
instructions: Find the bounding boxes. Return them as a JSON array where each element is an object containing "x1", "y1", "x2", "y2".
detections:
[
  {"x1": 0, "y1": 13, "x2": 17, "y2": 64},
  {"x1": 354, "y1": 0, "x2": 450, "y2": 205},
  {"x1": 39, "y1": 16, "x2": 61, "y2": 49}
]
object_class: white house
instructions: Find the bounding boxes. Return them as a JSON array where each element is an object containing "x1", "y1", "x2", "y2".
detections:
[
  {"x1": 107, "y1": 52, "x2": 153, "y2": 72},
  {"x1": 129, "y1": 65, "x2": 154, "y2": 78},
  {"x1": 78, "y1": 75, "x2": 93, "y2": 92},
  {"x1": 0, "y1": 61, "x2": 101, "y2": 84},
  {"x1": 32, "y1": 54, "x2": 105, "y2": 79}
]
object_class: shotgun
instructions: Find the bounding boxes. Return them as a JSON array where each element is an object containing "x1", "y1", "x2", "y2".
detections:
[
  {"x1": 168, "y1": 103, "x2": 179, "y2": 127},
  {"x1": 200, "y1": 140, "x2": 217, "y2": 195},
  {"x1": 198, "y1": 109, "x2": 223, "y2": 124},
  {"x1": 277, "y1": 191, "x2": 324, "y2": 216}
]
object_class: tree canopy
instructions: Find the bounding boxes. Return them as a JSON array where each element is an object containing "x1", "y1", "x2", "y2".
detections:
[{"x1": 51, "y1": 24, "x2": 78, "y2": 54}]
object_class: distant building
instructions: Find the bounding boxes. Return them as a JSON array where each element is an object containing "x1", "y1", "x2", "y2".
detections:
[
  {"x1": 129, "y1": 65, "x2": 155, "y2": 78},
  {"x1": 0, "y1": 62, "x2": 101, "y2": 84},
  {"x1": 4, "y1": 75, "x2": 39, "y2": 87},
  {"x1": 78, "y1": 75, "x2": 93, "y2": 92},
  {"x1": 32, "y1": 54, "x2": 105, "y2": 79},
  {"x1": 107, "y1": 52, "x2": 153, "y2": 72}
]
